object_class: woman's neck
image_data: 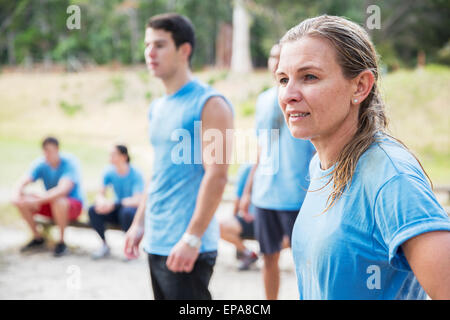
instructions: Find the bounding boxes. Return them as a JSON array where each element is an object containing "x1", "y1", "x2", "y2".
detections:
[
  {"x1": 311, "y1": 112, "x2": 358, "y2": 170},
  {"x1": 115, "y1": 162, "x2": 129, "y2": 176}
]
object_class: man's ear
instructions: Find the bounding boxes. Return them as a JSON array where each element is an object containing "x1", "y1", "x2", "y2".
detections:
[
  {"x1": 179, "y1": 42, "x2": 192, "y2": 63},
  {"x1": 352, "y1": 69, "x2": 375, "y2": 105}
]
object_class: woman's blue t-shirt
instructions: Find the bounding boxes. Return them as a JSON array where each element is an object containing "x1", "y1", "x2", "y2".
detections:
[
  {"x1": 103, "y1": 165, "x2": 144, "y2": 203},
  {"x1": 292, "y1": 134, "x2": 450, "y2": 299}
]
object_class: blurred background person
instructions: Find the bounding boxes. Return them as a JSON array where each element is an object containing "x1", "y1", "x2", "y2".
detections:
[
  {"x1": 11, "y1": 136, "x2": 84, "y2": 257},
  {"x1": 220, "y1": 164, "x2": 258, "y2": 271},
  {"x1": 88, "y1": 144, "x2": 144, "y2": 259},
  {"x1": 240, "y1": 43, "x2": 315, "y2": 300}
]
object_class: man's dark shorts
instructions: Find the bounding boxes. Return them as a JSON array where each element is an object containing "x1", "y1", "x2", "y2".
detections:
[
  {"x1": 236, "y1": 215, "x2": 255, "y2": 240},
  {"x1": 254, "y1": 206, "x2": 299, "y2": 255},
  {"x1": 147, "y1": 251, "x2": 217, "y2": 300}
]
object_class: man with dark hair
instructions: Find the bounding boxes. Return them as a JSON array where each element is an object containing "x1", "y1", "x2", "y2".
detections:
[
  {"x1": 124, "y1": 13, "x2": 234, "y2": 300},
  {"x1": 146, "y1": 13, "x2": 195, "y2": 64},
  {"x1": 11, "y1": 136, "x2": 84, "y2": 257}
]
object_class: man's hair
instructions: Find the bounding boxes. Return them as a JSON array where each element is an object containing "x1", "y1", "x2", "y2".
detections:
[
  {"x1": 42, "y1": 136, "x2": 59, "y2": 148},
  {"x1": 146, "y1": 13, "x2": 195, "y2": 63}
]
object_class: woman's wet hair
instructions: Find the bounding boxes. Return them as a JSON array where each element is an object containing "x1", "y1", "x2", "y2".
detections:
[{"x1": 115, "y1": 145, "x2": 130, "y2": 163}]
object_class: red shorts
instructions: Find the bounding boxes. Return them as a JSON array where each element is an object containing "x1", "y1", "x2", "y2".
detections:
[{"x1": 33, "y1": 198, "x2": 82, "y2": 221}]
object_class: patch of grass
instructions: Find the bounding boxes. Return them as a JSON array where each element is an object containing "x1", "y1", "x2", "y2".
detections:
[
  {"x1": 145, "y1": 91, "x2": 152, "y2": 101},
  {"x1": 240, "y1": 99, "x2": 255, "y2": 117},
  {"x1": 105, "y1": 74, "x2": 125, "y2": 103},
  {"x1": 417, "y1": 145, "x2": 450, "y2": 185},
  {"x1": 137, "y1": 69, "x2": 150, "y2": 84},
  {"x1": 59, "y1": 100, "x2": 82, "y2": 116},
  {"x1": 207, "y1": 70, "x2": 229, "y2": 86}
]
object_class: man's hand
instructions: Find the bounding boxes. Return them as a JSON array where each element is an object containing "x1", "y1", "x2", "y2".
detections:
[
  {"x1": 20, "y1": 194, "x2": 43, "y2": 211},
  {"x1": 242, "y1": 210, "x2": 254, "y2": 223},
  {"x1": 166, "y1": 240, "x2": 199, "y2": 273},
  {"x1": 124, "y1": 223, "x2": 144, "y2": 260}
]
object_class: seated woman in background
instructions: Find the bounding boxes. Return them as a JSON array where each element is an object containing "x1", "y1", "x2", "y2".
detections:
[{"x1": 89, "y1": 145, "x2": 144, "y2": 259}]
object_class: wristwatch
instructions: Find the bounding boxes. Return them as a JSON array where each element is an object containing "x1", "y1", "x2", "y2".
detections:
[{"x1": 182, "y1": 233, "x2": 201, "y2": 249}]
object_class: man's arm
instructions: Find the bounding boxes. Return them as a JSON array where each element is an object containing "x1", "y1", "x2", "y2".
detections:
[
  {"x1": 124, "y1": 177, "x2": 151, "y2": 259},
  {"x1": 37, "y1": 178, "x2": 74, "y2": 203},
  {"x1": 166, "y1": 96, "x2": 233, "y2": 273},
  {"x1": 239, "y1": 149, "x2": 259, "y2": 216},
  {"x1": 11, "y1": 175, "x2": 33, "y2": 204}
]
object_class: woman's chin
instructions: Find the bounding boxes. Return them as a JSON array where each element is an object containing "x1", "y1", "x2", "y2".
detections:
[{"x1": 289, "y1": 127, "x2": 311, "y2": 140}]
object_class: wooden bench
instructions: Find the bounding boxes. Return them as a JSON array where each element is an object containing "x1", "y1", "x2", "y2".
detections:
[
  {"x1": 33, "y1": 214, "x2": 122, "y2": 235},
  {"x1": 33, "y1": 189, "x2": 237, "y2": 233}
]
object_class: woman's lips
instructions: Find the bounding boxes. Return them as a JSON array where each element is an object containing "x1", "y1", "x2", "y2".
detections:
[{"x1": 288, "y1": 111, "x2": 310, "y2": 123}]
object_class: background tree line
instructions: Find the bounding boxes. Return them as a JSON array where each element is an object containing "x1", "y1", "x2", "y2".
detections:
[{"x1": 0, "y1": 0, "x2": 449, "y2": 71}]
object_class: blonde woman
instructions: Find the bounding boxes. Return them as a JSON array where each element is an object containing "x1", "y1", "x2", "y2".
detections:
[{"x1": 276, "y1": 15, "x2": 450, "y2": 299}]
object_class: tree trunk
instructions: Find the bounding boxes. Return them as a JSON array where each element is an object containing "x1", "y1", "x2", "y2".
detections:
[
  {"x1": 215, "y1": 23, "x2": 232, "y2": 68},
  {"x1": 7, "y1": 31, "x2": 16, "y2": 65},
  {"x1": 231, "y1": 0, "x2": 252, "y2": 73}
]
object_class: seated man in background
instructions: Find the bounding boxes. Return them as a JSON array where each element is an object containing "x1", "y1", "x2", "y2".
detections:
[
  {"x1": 11, "y1": 136, "x2": 84, "y2": 257},
  {"x1": 89, "y1": 145, "x2": 144, "y2": 259},
  {"x1": 219, "y1": 164, "x2": 258, "y2": 271}
]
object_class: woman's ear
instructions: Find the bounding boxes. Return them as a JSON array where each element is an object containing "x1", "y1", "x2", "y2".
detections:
[{"x1": 351, "y1": 70, "x2": 375, "y2": 105}]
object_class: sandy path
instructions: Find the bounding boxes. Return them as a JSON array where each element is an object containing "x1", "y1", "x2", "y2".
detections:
[{"x1": 0, "y1": 204, "x2": 298, "y2": 300}]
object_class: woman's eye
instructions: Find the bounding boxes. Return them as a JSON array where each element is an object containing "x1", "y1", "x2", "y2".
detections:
[
  {"x1": 279, "y1": 78, "x2": 288, "y2": 85},
  {"x1": 304, "y1": 74, "x2": 318, "y2": 81}
]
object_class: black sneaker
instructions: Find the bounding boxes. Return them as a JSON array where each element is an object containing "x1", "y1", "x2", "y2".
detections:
[
  {"x1": 20, "y1": 238, "x2": 46, "y2": 253},
  {"x1": 53, "y1": 242, "x2": 68, "y2": 257}
]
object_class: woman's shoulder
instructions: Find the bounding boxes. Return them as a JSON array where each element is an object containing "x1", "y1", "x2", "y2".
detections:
[
  {"x1": 356, "y1": 134, "x2": 429, "y2": 190},
  {"x1": 129, "y1": 165, "x2": 143, "y2": 177}
]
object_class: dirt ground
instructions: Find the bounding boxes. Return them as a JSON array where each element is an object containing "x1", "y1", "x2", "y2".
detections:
[{"x1": 0, "y1": 203, "x2": 298, "y2": 300}]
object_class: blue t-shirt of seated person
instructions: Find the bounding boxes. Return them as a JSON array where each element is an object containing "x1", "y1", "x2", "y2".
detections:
[
  {"x1": 292, "y1": 133, "x2": 450, "y2": 300},
  {"x1": 103, "y1": 165, "x2": 144, "y2": 203},
  {"x1": 29, "y1": 153, "x2": 84, "y2": 204},
  {"x1": 144, "y1": 78, "x2": 233, "y2": 256}
]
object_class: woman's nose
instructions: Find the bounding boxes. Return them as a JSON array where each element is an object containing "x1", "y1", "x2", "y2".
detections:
[{"x1": 280, "y1": 81, "x2": 303, "y2": 105}]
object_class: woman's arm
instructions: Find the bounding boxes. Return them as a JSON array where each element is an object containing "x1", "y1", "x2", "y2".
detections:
[{"x1": 402, "y1": 230, "x2": 450, "y2": 299}]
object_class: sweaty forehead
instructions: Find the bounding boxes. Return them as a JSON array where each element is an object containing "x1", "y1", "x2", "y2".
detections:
[{"x1": 278, "y1": 36, "x2": 339, "y2": 72}]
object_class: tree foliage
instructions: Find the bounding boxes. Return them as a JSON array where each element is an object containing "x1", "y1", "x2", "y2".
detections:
[{"x1": 0, "y1": 0, "x2": 448, "y2": 69}]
